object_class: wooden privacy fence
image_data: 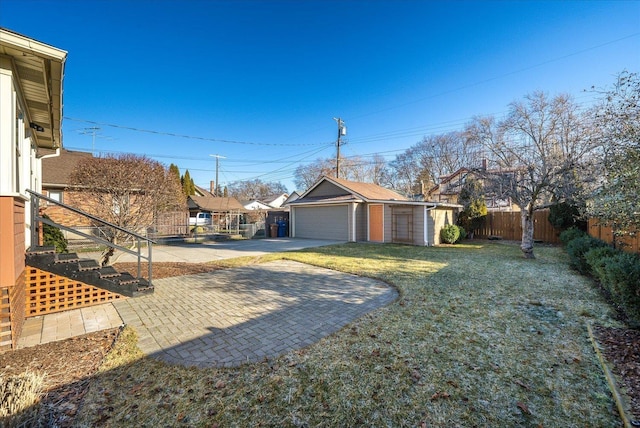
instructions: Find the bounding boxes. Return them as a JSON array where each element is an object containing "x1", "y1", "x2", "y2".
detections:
[
  {"x1": 588, "y1": 219, "x2": 640, "y2": 254},
  {"x1": 475, "y1": 209, "x2": 561, "y2": 244}
]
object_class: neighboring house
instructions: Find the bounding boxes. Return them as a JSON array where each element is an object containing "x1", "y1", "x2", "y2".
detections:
[
  {"x1": 263, "y1": 193, "x2": 289, "y2": 209},
  {"x1": 283, "y1": 191, "x2": 301, "y2": 205},
  {"x1": 41, "y1": 148, "x2": 94, "y2": 228},
  {"x1": 0, "y1": 28, "x2": 67, "y2": 350},
  {"x1": 287, "y1": 176, "x2": 460, "y2": 245},
  {"x1": 42, "y1": 148, "x2": 179, "y2": 239},
  {"x1": 427, "y1": 167, "x2": 518, "y2": 211},
  {"x1": 241, "y1": 199, "x2": 273, "y2": 211}
]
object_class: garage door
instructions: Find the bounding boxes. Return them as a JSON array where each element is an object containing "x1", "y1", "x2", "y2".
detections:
[{"x1": 294, "y1": 205, "x2": 349, "y2": 240}]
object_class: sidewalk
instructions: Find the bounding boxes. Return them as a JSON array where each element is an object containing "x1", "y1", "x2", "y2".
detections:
[
  {"x1": 87, "y1": 238, "x2": 342, "y2": 263},
  {"x1": 18, "y1": 304, "x2": 123, "y2": 348}
]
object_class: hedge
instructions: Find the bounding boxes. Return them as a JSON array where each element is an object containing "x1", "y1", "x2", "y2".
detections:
[{"x1": 569, "y1": 236, "x2": 640, "y2": 326}]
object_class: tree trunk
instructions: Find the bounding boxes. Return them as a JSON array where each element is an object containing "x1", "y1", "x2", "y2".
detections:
[{"x1": 520, "y1": 207, "x2": 535, "y2": 259}]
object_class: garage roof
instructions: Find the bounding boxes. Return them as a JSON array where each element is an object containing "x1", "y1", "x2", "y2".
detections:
[{"x1": 297, "y1": 175, "x2": 408, "y2": 203}]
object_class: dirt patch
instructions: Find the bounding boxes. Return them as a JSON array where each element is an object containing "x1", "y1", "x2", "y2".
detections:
[
  {"x1": 0, "y1": 328, "x2": 120, "y2": 426},
  {"x1": 112, "y1": 261, "x2": 220, "y2": 280},
  {"x1": 592, "y1": 325, "x2": 640, "y2": 423}
]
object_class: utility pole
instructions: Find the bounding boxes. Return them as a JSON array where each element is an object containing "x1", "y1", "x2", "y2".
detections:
[
  {"x1": 333, "y1": 118, "x2": 346, "y2": 178},
  {"x1": 209, "y1": 154, "x2": 226, "y2": 196}
]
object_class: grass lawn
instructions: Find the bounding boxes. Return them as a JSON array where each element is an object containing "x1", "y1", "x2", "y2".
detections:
[{"x1": 77, "y1": 242, "x2": 621, "y2": 427}]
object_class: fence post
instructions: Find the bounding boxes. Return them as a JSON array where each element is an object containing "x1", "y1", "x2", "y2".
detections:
[{"x1": 147, "y1": 239, "x2": 153, "y2": 285}]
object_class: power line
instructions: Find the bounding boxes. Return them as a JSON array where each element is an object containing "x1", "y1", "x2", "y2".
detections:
[{"x1": 64, "y1": 117, "x2": 332, "y2": 147}]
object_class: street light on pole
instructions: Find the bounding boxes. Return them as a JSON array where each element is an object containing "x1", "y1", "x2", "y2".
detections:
[{"x1": 209, "y1": 154, "x2": 226, "y2": 197}]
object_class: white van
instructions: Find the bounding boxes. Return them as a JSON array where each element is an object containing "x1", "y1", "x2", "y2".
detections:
[{"x1": 189, "y1": 212, "x2": 212, "y2": 226}]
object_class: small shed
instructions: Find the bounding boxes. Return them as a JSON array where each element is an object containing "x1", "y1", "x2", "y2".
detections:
[{"x1": 287, "y1": 176, "x2": 461, "y2": 246}]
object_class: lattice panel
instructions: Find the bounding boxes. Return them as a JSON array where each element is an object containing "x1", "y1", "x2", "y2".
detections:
[
  {"x1": 25, "y1": 266, "x2": 125, "y2": 317},
  {"x1": 0, "y1": 287, "x2": 11, "y2": 350}
]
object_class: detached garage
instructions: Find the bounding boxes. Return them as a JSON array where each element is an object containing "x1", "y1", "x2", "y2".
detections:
[{"x1": 288, "y1": 176, "x2": 461, "y2": 246}]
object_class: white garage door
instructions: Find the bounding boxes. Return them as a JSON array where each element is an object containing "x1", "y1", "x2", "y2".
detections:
[{"x1": 294, "y1": 205, "x2": 349, "y2": 240}]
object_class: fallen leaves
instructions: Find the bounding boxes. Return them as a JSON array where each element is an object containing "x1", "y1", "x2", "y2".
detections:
[
  {"x1": 430, "y1": 391, "x2": 450, "y2": 401},
  {"x1": 516, "y1": 401, "x2": 531, "y2": 415}
]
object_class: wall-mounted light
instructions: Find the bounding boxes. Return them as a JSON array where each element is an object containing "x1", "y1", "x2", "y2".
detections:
[{"x1": 30, "y1": 122, "x2": 44, "y2": 132}]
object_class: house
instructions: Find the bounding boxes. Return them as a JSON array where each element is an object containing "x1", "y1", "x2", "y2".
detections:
[
  {"x1": 2, "y1": 30, "x2": 156, "y2": 351},
  {"x1": 263, "y1": 193, "x2": 289, "y2": 209},
  {"x1": 42, "y1": 148, "x2": 189, "y2": 240},
  {"x1": 0, "y1": 28, "x2": 67, "y2": 349},
  {"x1": 241, "y1": 199, "x2": 273, "y2": 211},
  {"x1": 287, "y1": 176, "x2": 461, "y2": 245},
  {"x1": 41, "y1": 148, "x2": 94, "y2": 229},
  {"x1": 427, "y1": 167, "x2": 518, "y2": 211},
  {"x1": 283, "y1": 191, "x2": 301, "y2": 205}
]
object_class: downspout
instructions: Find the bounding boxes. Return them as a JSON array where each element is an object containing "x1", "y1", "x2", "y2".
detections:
[
  {"x1": 39, "y1": 147, "x2": 60, "y2": 160},
  {"x1": 290, "y1": 206, "x2": 295, "y2": 238}
]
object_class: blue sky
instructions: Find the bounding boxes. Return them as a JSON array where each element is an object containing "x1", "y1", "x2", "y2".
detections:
[{"x1": 2, "y1": 0, "x2": 638, "y2": 192}]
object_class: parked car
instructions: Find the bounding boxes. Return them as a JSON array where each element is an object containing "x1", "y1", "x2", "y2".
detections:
[{"x1": 189, "y1": 212, "x2": 212, "y2": 226}]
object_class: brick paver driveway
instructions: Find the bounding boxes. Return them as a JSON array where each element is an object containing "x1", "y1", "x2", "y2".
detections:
[{"x1": 113, "y1": 260, "x2": 397, "y2": 367}]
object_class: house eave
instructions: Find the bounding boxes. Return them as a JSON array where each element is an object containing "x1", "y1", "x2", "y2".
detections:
[{"x1": 0, "y1": 28, "x2": 67, "y2": 150}]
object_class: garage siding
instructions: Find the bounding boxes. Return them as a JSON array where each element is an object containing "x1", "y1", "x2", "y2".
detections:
[{"x1": 293, "y1": 205, "x2": 349, "y2": 240}]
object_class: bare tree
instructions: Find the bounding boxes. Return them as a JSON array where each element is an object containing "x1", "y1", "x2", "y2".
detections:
[
  {"x1": 294, "y1": 155, "x2": 392, "y2": 191},
  {"x1": 389, "y1": 131, "x2": 483, "y2": 197},
  {"x1": 388, "y1": 147, "x2": 424, "y2": 196},
  {"x1": 294, "y1": 158, "x2": 335, "y2": 191},
  {"x1": 467, "y1": 92, "x2": 596, "y2": 258},
  {"x1": 70, "y1": 154, "x2": 185, "y2": 265},
  {"x1": 226, "y1": 179, "x2": 288, "y2": 201}
]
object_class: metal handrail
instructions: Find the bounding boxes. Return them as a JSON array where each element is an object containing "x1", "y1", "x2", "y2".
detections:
[{"x1": 27, "y1": 189, "x2": 155, "y2": 285}]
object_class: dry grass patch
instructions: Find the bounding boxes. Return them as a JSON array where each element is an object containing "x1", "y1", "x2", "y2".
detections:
[{"x1": 76, "y1": 242, "x2": 622, "y2": 427}]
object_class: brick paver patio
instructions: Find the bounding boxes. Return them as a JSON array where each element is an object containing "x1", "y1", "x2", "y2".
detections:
[{"x1": 113, "y1": 260, "x2": 397, "y2": 367}]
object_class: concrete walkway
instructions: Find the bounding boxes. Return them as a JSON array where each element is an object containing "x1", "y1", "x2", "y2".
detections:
[
  {"x1": 18, "y1": 304, "x2": 123, "y2": 348},
  {"x1": 104, "y1": 238, "x2": 343, "y2": 263},
  {"x1": 18, "y1": 259, "x2": 397, "y2": 368}
]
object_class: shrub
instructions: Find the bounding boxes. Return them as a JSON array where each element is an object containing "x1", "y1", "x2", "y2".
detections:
[
  {"x1": 548, "y1": 201, "x2": 585, "y2": 231},
  {"x1": 440, "y1": 225, "x2": 460, "y2": 244},
  {"x1": 455, "y1": 226, "x2": 467, "y2": 243},
  {"x1": 559, "y1": 227, "x2": 586, "y2": 246},
  {"x1": 601, "y1": 252, "x2": 640, "y2": 324},
  {"x1": 585, "y1": 246, "x2": 619, "y2": 283},
  {"x1": 42, "y1": 215, "x2": 67, "y2": 253},
  {"x1": 566, "y1": 235, "x2": 608, "y2": 275}
]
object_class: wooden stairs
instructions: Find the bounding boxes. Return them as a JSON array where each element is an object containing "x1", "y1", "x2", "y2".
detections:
[{"x1": 26, "y1": 246, "x2": 153, "y2": 297}]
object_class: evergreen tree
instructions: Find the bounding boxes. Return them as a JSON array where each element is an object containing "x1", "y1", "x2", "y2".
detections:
[
  {"x1": 457, "y1": 178, "x2": 487, "y2": 238},
  {"x1": 169, "y1": 163, "x2": 181, "y2": 183},
  {"x1": 181, "y1": 170, "x2": 195, "y2": 196}
]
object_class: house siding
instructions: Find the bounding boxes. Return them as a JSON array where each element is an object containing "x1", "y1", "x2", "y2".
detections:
[
  {"x1": 431, "y1": 206, "x2": 457, "y2": 245},
  {"x1": 306, "y1": 181, "x2": 349, "y2": 198},
  {"x1": 0, "y1": 197, "x2": 26, "y2": 350},
  {"x1": 356, "y1": 204, "x2": 367, "y2": 241}
]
